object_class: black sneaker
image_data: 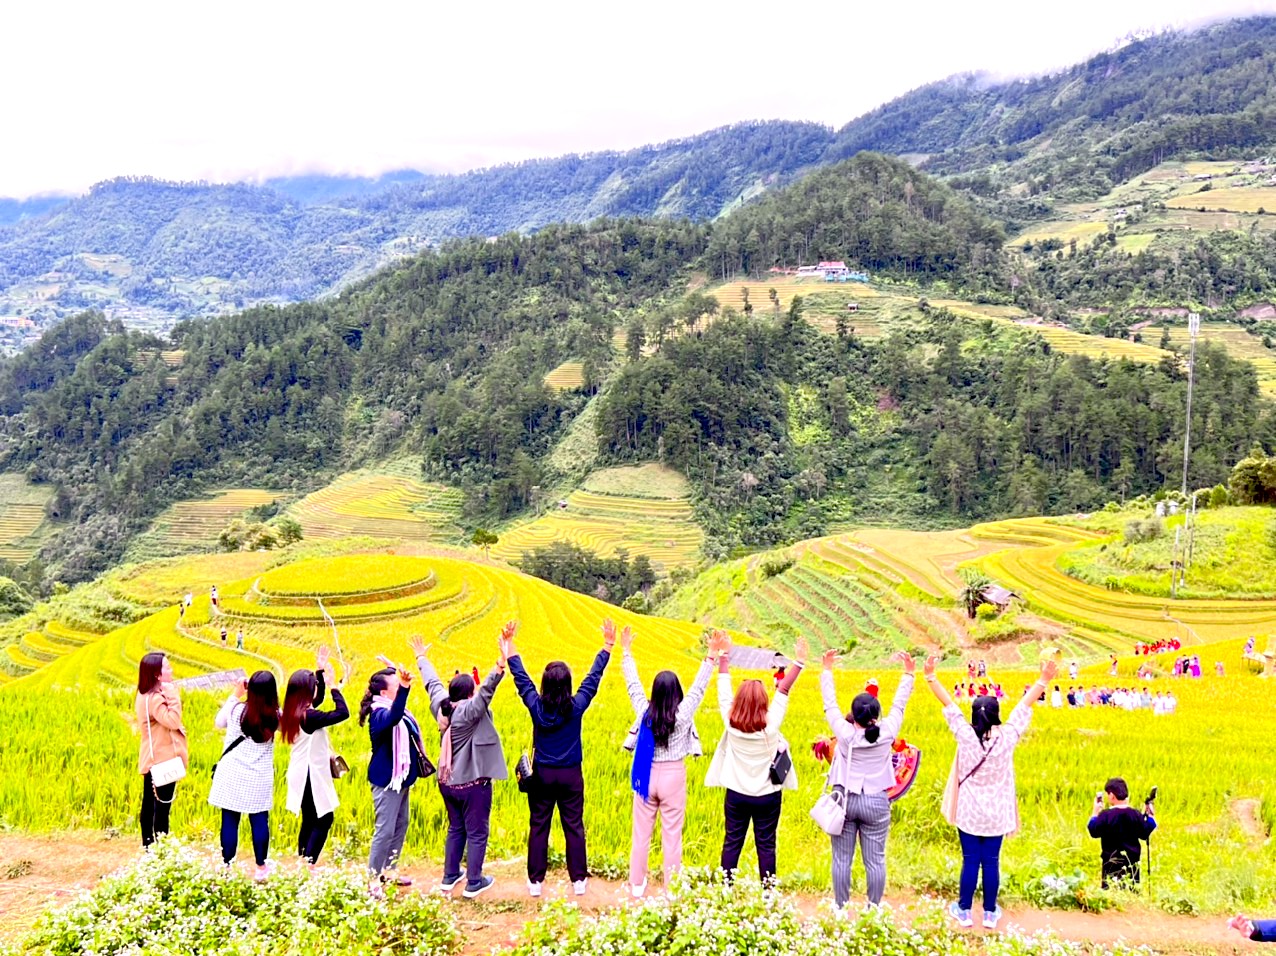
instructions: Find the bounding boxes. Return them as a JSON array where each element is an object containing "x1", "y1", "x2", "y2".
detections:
[
  {"x1": 462, "y1": 875, "x2": 495, "y2": 899},
  {"x1": 439, "y1": 875, "x2": 463, "y2": 893}
]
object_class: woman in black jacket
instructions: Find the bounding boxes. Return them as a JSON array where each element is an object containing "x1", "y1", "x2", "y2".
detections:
[{"x1": 506, "y1": 619, "x2": 615, "y2": 898}]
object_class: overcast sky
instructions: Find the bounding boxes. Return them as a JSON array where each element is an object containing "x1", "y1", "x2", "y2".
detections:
[{"x1": 4, "y1": 0, "x2": 1275, "y2": 198}]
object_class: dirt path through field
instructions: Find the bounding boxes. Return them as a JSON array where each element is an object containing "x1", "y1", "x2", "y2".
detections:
[{"x1": 0, "y1": 834, "x2": 1254, "y2": 954}]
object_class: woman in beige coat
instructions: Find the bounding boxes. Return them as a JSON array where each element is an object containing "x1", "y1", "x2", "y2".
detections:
[{"x1": 136, "y1": 652, "x2": 188, "y2": 847}]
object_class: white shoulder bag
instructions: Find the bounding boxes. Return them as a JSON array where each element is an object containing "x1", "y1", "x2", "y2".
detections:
[
  {"x1": 811, "y1": 785, "x2": 847, "y2": 836},
  {"x1": 146, "y1": 694, "x2": 187, "y2": 794}
]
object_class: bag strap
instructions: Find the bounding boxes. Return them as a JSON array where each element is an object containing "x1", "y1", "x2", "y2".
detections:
[
  {"x1": 145, "y1": 694, "x2": 156, "y2": 763},
  {"x1": 221, "y1": 734, "x2": 248, "y2": 760},
  {"x1": 959, "y1": 739, "x2": 994, "y2": 786}
]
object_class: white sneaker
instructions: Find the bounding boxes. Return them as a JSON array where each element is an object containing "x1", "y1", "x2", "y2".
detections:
[
  {"x1": 528, "y1": 881, "x2": 542, "y2": 898},
  {"x1": 983, "y1": 906, "x2": 1003, "y2": 930},
  {"x1": 630, "y1": 878, "x2": 646, "y2": 899},
  {"x1": 573, "y1": 879, "x2": 588, "y2": 896},
  {"x1": 252, "y1": 862, "x2": 275, "y2": 882}
]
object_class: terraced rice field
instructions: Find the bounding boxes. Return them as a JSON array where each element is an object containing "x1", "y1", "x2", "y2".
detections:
[
  {"x1": 0, "y1": 473, "x2": 54, "y2": 563},
  {"x1": 107, "y1": 552, "x2": 279, "y2": 607},
  {"x1": 543, "y1": 361, "x2": 585, "y2": 391},
  {"x1": 705, "y1": 277, "x2": 832, "y2": 314},
  {"x1": 971, "y1": 518, "x2": 1276, "y2": 648},
  {"x1": 999, "y1": 321, "x2": 1163, "y2": 362},
  {"x1": 17, "y1": 553, "x2": 715, "y2": 694},
  {"x1": 286, "y1": 471, "x2": 463, "y2": 545},
  {"x1": 144, "y1": 489, "x2": 283, "y2": 550},
  {"x1": 1166, "y1": 322, "x2": 1276, "y2": 397},
  {"x1": 1008, "y1": 219, "x2": 1111, "y2": 248},
  {"x1": 492, "y1": 467, "x2": 703, "y2": 572},
  {"x1": 1167, "y1": 186, "x2": 1276, "y2": 215}
]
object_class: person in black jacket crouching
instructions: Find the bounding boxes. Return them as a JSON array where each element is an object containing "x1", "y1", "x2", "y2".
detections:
[{"x1": 1087, "y1": 777, "x2": 1156, "y2": 888}]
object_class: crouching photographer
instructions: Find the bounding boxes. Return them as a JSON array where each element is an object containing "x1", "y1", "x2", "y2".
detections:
[{"x1": 1086, "y1": 778, "x2": 1156, "y2": 889}]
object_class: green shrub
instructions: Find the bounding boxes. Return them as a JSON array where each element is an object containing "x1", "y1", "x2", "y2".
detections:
[{"x1": 759, "y1": 555, "x2": 795, "y2": 579}]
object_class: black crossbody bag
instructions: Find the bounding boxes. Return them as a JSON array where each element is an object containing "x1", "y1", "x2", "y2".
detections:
[{"x1": 212, "y1": 735, "x2": 246, "y2": 775}]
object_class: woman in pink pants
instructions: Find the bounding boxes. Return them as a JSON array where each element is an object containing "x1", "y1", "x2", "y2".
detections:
[{"x1": 621, "y1": 627, "x2": 727, "y2": 897}]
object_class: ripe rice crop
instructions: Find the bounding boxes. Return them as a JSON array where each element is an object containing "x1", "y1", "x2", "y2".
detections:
[
  {"x1": 1167, "y1": 186, "x2": 1276, "y2": 214},
  {"x1": 543, "y1": 361, "x2": 585, "y2": 391},
  {"x1": 286, "y1": 471, "x2": 463, "y2": 545},
  {"x1": 143, "y1": 489, "x2": 283, "y2": 550},
  {"x1": 0, "y1": 473, "x2": 54, "y2": 563},
  {"x1": 493, "y1": 471, "x2": 703, "y2": 572}
]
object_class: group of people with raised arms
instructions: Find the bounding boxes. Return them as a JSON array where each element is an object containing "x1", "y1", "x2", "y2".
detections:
[{"x1": 134, "y1": 624, "x2": 1079, "y2": 925}]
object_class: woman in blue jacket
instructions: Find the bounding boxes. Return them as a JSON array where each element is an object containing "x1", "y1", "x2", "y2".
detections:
[
  {"x1": 360, "y1": 661, "x2": 428, "y2": 891},
  {"x1": 507, "y1": 619, "x2": 614, "y2": 897}
]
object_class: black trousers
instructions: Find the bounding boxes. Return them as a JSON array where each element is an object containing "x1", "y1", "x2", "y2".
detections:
[
  {"x1": 1101, "y1": 857, "x2": 1141, "y2": 889},
  {"x1": 297, "y1": 779, "x2": 335, "y2": 864},
  {"x1": 440, "y1": 779, "x2": 493, "y2": 885},
  {"x1": 721, "y1": 788, "x2": 783, "y2": 881},
  {"x1": 526, "y1": 764, "x2": 586, "y2": 883},
  {"x1": 140, "y1": 772, "x2": 176, "y2": 847}
]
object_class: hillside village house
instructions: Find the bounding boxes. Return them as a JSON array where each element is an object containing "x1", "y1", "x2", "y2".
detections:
[{"x1": 796, "y1": 261, "x2": 851, "y2": 279}]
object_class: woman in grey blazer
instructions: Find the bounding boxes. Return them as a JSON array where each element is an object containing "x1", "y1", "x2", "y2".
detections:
[{"x1": 412, "y1": 628, "x2": 510, "y2": 899}]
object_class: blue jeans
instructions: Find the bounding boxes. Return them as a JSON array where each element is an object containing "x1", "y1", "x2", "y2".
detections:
[
  {"x1": 957, "y1": 829, "x2": 1003, "y2": 912},
  {"x1": 221, "y1": 809, "x2": 269, "y2": 866}
]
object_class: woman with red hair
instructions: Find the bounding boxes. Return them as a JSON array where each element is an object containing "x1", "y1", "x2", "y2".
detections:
[{"x1": 705, "y1": 636, "x2": 807, "y2": 881}]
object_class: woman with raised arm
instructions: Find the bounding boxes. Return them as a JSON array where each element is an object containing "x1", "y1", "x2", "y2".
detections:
[
  {"x1": 360, "y1": 656, "x2": 427, "y2": 892},
  {"x1": 705, "y1": 635, "x2": 807, "y2": 882},
  {"x1": 281, "y1": 645, "x2": 349, "y2": 868},
  {"x1": 621, "y1": 627, "x2": 726, "y2": 898},
  {"x1": 507, "y1": 619, "x2": 614, "y2": 898},
  {"x1": 413, "y1": 625, "x2": 510, "y2": 900},
  {"x1": 208, "y1": 670, "x2": 281, "y2": 880},
  {"x1": 821, "y1": 648, "x2": 915, "y2": 908},
  {"x1": 923, "y1": 654, "x2": 1058, "y2": 931},
  {"x1": 136, "y1": 652, "x2": 187, "y2": 847}
]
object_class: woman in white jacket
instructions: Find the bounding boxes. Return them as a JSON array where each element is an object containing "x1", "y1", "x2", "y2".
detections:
[
  {"x1": 705, "y1": 636, "x2": 807, "y2": 882},
  {"x1": 280, "y1": 646, "x2": 349, "y2": 868},
  {"x1": 820, "y1": 648, "x2": 914, "y2": 907}
]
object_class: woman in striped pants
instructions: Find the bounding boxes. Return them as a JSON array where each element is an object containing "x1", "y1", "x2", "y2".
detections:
[{"x1": 819, "y1": 649, "x2": 915, "y2": 907}]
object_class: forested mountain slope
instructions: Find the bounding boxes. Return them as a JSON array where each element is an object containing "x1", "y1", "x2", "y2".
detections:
[
  {"x1": 827, "y1": 17, "x2": 1276, "y2": 208},
  {"x1": 3, "y1": 156, "x2": 1273, "y2": 585},
  {"x1": 0, "y1": 122, "x2": 832, "y2": 322}
]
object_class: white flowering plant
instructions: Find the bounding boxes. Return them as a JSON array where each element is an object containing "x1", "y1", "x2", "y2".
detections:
[
  {"x1": 14, "y1": 839, "x2": 459, "y2": 956},
  {"x1": 509, "y1": 870, "x2": 1153, "y2": 956}
]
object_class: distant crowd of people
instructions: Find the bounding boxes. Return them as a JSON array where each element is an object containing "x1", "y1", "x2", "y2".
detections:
[
  {"x1": 1046, "y1": 684, "x2": 1177, "y2": 714},
  {"x1": 1133, "y1": 639, "x2": 1182, "y2": 656}
]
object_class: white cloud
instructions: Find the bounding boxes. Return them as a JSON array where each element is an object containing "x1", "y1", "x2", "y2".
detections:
[{"x1": 2, "y1": 0, "x2": 1273, "y2": 197}]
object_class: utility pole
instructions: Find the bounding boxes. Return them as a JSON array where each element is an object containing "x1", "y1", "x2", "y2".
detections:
[
  {"x1": 1181, "y1": 312, "x2": 1200, "y2": 495},
  {"x1": 1171, "y1": 527, "x2": 1180, "y2": 599}
]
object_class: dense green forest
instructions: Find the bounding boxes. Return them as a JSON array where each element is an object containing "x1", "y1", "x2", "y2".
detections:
[
  {"x1": 704, "y1": 153, "x2": 1006, "y2": 284},
  {"x1": 0, "y1": 219, "x2": 706, "y2": 580},
  {"x1": 4, "y1": 153, "x2": 1274, "y2": 585},
  {"x1": 599, "y1": 303, "x2": 1274, "y2": 555}
]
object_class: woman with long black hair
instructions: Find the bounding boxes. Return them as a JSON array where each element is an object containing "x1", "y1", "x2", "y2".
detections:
[
  {"x1": 208, "y1": 670, "x2": 281, "y2": 880},
  {"x1": 923, "y1": 654, "x2": 1057, "y2": 931},
  {"x1": 620, "y1": 627, "x2": 726, "y2": 897},
  {"x1": 361, "y1": 658, "x2": 426, "y2": 890},
  {"x1": 507, "y1": 619, "x2": 614, "y2": 897},
  {"x1": 281, "y1": 646, "x2": 349, "y2": 868},
  {"x1": 136, "y1": 652, "x2": 187, "y2": 847}
]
